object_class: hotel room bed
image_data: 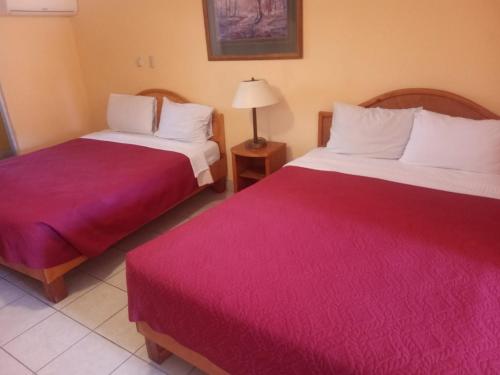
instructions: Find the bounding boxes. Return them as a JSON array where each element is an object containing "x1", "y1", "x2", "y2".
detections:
[
  {"x1": 127, "y1": 89, "x2": 500, "y2": 374},
  {"x1": 0, "y1": 89, "x2": 227, "y2": 302}
]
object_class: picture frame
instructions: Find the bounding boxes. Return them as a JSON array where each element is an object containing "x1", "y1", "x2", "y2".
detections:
[{"x1": 202, "y1": 0, "x2": 303, "y2": 61}]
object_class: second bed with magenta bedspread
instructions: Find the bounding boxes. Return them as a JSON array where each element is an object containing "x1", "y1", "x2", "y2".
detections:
[{"x1": 127, "y1": 165, "x2": 500, "y2": 374}]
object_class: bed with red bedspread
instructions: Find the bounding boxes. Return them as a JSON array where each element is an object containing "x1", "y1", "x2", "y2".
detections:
[
  {"x1": 127, "y1": 164, "x2": 500, "y2": 374},
  {"x1": 0, "y1": 88, "x2": 227, "y2": 303},
  {"x1": 0, "y1": 138, "x2": 198, "y2": 269}
]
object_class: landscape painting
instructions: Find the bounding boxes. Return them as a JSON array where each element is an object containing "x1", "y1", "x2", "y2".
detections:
[
  {"x1": 203, "y1": 0, "x2": 302, "y2": 60},
  {"x1": 214, "y1": 0, "x2": 288, "y2": 41}
]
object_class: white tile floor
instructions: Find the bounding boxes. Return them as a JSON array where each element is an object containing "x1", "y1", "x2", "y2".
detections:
[{"x1": 0, "y1": 189, "x2": 231, "y2": 375}]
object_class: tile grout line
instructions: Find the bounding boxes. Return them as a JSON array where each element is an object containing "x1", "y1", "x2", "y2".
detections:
[
  {"x1": 0, "y1": 290, "x2": 26, "y2": 312},
  {"x1": 34, "y1": 330, "x2": 94, "y2": 373},
  {"x1": 94, "y1": 305, "x2": 129, "y2": 328},
  {"x1": 2, "y1": 292, "x2": 140, "y2": 373},
  {"x1": 90, "y1": 329, "x2": 147, "y2": 363},
  {"x1": 3, "y1": 268, "x2": 131, "y2": 334},
  {"x1": 0, "y1": 275, "x2": 27, "y2": 313},
  {"x1": 46, "y1": 297, "x2": 145, "y2": 359},
  {"x1": 56, "y1": 272, "x2": 126, "y2": 311},
  {"x1": 53, "y1": 282, "x2": 102, "y2": 310},
  {"x1": 91, "y1": 328, "x2": 141, "y2": 357},
  {"x1": 1, "y1": 309, "x2": 58, "y2": 349},
  {"x1": 103, "y1": 267, "x2": 128, "y2": 294},
  {"x1": 106, "y1": 352, "x2": 135, "y2": 375},
  {"x1": 91, "y1": 305, "x2": 136, "y2": 352},
  {"x1": 84, "y1": 255, "x2": 127, "y2": 277},
  {"x1": 32, "y1": 305, "x2": 137, "y2": 373},
  {"x1": 17, "y1": 278, "x2": 169, "y2": 374},
  {"x1": 55, "y1": 293, "x2": 129, "y2": 339},
  {"x1": 0, "y1": 275, "x2": 31, "y2": 299},
  {"x1": 131, "y1": 345, "x2": 172, "y2": 375},
  {"x1": 1, "y1": 277, "x2": 133, "y2": 370},
  {"x1": 103, "y1": 282, "x2": 126, "y2": 292},
  {"x1": 2, "y1": 274, "x2": 165, "y2": 373},
  {"x1": 0, "y1": 270, "x2": 103, "y2": 312},
  {"x1": 79, "y1": 260, "x2": 126, "y2": 282},
  {"x1": 0, "y1": 289, "x2": 59, "y2": 349},
  {"x1": 1, "y1": 347, "x2": 36, "y2": 374}
]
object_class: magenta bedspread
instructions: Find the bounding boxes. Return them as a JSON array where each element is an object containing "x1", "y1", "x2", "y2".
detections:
[
  {"x1": 127, "y1": 166, "x2": 500, "y2": 374},
  {"x1": 0, "y1": 138, "x2": 197, "y2": 269}
]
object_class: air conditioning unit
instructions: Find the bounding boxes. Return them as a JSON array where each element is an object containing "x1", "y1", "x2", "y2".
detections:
[{"x1": 0, "y1": 0, "x2": 78, "y2": 16}]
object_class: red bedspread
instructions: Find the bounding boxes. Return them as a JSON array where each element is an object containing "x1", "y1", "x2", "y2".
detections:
[
  {"x1": 127, "y1": 166, "x2": 500, "y2": 374},
  {"x1": 0, "y1": 138, "x2": 197, "y2": 269}
]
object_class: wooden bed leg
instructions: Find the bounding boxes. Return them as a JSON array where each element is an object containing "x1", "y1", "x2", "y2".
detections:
[
  {"x1": 211, "y1": 178, "x2": 226, "y2": 193},
  {"x1": 145, "y1": 337, "x2": 172, "y2": 364},
  {"x1": 43, "y1": 276, "x2": 68, "y2": 303}
]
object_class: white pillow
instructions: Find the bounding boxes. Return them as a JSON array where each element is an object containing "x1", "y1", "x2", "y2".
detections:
[
  {"x1": 107, "y1": 94, "x2": 156, "y2": 134},
  {"x1": 400, "y1": 109, "x2": 500, "y2": 174},
  {"x1": 155, "y1": 98, "x2": 213, "y2": 143},
  {"x1": 327, "y1": 102, "x2": 420, "y2": 159}
]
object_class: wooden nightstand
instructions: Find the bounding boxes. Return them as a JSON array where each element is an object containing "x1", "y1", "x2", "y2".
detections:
[{"x1": 231, "y1": 141, "x2": 287, "y2": 192}]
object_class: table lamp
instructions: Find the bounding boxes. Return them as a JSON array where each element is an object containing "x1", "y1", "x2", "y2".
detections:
[{"x1": 232, "y1": 78, "x2": 279, "y2": 149}]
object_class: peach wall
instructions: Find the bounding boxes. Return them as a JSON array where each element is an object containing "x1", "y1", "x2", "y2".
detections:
[
  {"x1": 72, "y1": 0, "x2": 500, "y2": 163},
  {"x1": 0, "y1": 16, "x2": 90, "y2": 153}
]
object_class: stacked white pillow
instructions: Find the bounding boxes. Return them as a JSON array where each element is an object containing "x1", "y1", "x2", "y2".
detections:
[
  {"x1": 400, "y1": 110, "x2": 500, "y2": 174},
  {"x1": 107, "y1": 94, "x2": 156, "y2": 134},
  {"x1": 155, "y1": 98, "x2": 214, "y2": 143},
  {"x1": 327, "y1": 102, "x2": 420, "y2": 159}
]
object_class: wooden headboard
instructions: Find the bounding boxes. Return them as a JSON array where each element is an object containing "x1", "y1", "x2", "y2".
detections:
[
  {"x1": 138, "y1": 88, "x2": 226, "y2": 156},
  {"x1": 318, "y1": 88, "x2": 500, "y2": 147}
]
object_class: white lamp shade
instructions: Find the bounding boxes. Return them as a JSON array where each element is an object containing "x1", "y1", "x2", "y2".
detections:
[{"x1": 232, "y1": 79, "x2": 279, "y2": 109}]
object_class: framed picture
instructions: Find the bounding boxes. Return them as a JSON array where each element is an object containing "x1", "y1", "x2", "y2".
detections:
[{"x1": 202, "y1": 0, "x2": 303, "y2": 61}]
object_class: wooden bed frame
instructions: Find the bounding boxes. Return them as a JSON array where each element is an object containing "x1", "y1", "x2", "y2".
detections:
[
  {"x1": 135, "y1": 87, "x2": 499, "y2": 375},
  {"x1": 0, "y1": 88, "x2": 227, "y2": 303},
  {"x1": 318, "y1": 88, "x2": 499, "y2": 147}
]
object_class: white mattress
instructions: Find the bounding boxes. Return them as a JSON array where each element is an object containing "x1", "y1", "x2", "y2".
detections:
[
  {"x1": 82, "y1": 130, "x2": 220, "y2": 186},
  {"x1": 287, "y1": 148, "x2": 500, "y2": 200}
]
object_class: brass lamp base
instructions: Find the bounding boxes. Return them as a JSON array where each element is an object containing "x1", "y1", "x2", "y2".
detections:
[{"x1": 245, "y1": 137, "x2": 267, "y2": 149}]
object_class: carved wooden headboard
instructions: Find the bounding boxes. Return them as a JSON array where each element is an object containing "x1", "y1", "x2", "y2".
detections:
[
  {"x1": 318, "y1": 88, "x2": 500, "y2": 147},
  {"x1": 138, "y1": 88, "x2": 226, "y2": 156}
]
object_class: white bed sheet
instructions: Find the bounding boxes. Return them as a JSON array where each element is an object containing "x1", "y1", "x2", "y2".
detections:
[
  {"x1": 82, "y1": 130, "x2": 220, "y2": 186},
  {"x1": 287, "y1": 148, "x2": 500, "y2": 200}
]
